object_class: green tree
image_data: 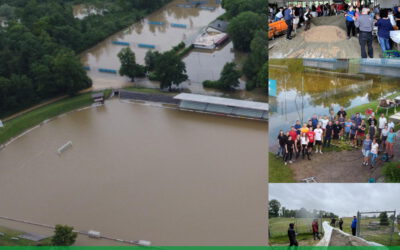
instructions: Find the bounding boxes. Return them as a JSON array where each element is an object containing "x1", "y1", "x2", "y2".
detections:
[
  {"x1": 219, "y1": 62, "x2": 241, "y2": 90},
  {"x1": 52, "y1": 50, "x2": 92, "y2": 96},
  {"x1": 153, "y1": 50, "x2": 188, "y2": 91},
  {"x1": 51, "y1": 224, "x2": 78, "y2": 246},
  {"x1": 269, "y1": 199, "x2": 281, "y2": 218},
  {"x1": 227, "y1": 11, "x2": 266, "y2": 52},
  {"x1": 118, "y1": 47, "x2": 141, "y2": 81},
  {"x1": 144, "y1": 50, "x2": 161, "y2": 72},
  {"x1": 379, "y1": 212, "x2": 390, "y2": 226},
  {"x1": 243, "y1": 30, "x2": 268, "y2": 81}
]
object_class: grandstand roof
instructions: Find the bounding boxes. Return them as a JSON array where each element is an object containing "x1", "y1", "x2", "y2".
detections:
[{"x1": 174, "y1": 93, "x2": 268, "y2": 111}]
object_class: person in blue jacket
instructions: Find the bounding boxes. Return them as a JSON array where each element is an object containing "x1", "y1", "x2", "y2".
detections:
[
  {"x1": 375, "y1": 10, "x2": 394, "y2": 53},
  {"x1": 284, "y1": 5, "x2": 294, "y2": 40},
  {"x1": 351, "y1": 216, "x2": 357, "y2": 236},
  {"x1": 345, "y1": 6, "x2": 356, "y2": 39}
]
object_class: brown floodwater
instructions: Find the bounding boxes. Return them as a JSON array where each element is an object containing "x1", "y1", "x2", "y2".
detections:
[
  {"x1": 0, "y1": 99, "x2": 268, "y2": 246},
  {"x1": 79, "y1": 0, "x2": 266, "y2": 102}
]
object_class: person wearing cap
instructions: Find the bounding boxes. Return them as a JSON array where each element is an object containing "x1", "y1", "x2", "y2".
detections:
[{"x1": 355, "y1": 8, "x2": 374, "y2": 58}]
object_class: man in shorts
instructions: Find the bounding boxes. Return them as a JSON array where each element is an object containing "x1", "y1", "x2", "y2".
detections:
[
  {"x1": 324, "y1": 121, "x2": 333, "y2": 147},
  {"x1": 362, "y1": 134, "x2": 372, "y2": 166},
  {"x1": 314, "y1": 124, "x2": 323, "y2": 154}
]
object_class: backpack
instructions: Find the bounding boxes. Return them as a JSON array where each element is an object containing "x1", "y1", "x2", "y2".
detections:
[{"x1": 381, "y1": 153, "x2": 390, "y2": 162}]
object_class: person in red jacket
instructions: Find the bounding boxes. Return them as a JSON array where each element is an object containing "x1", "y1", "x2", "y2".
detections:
[
  {"x1": 289, "y1": 126, "x2": 298, "y2": 142},
  {"x1": 307, "y1": 128, "x2": 315, "y2": 157},
  {"x1": 312, "y1": 219, "x2": 320, "y2": 240}
]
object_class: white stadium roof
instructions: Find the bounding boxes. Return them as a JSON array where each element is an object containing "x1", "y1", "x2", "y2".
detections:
[{"x1": 174, "y1": 93, "x2": 268, "y2": 111}]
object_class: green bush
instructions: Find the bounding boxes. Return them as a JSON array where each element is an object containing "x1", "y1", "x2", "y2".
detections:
[
  {"x1": 382, "y1": 161, "x2": 400, "y2": 182},
  {"x1": 203, "y1": 80, "x2": 222, "y2": 89},
  {"x1": 246, "y1": 81, "x2": 256, "y2": 91},
  {"x1": 148, "y1": 72, "x2": 159, "y2": 81}
]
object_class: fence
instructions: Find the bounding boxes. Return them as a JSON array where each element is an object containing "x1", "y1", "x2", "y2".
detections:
[{"x1": 357, "y1": 210, "x2": 399, "y2": 246}]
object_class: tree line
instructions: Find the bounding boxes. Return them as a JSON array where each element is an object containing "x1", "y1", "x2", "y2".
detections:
[
  {"x1": 269, "y1": 199, "x2": 339, "y2": 219},
  {"x1": 0, "y1": 0, "x2": 171, "y2": 117}
]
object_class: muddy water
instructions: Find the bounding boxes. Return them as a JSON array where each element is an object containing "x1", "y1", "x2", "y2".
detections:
[
  {"x1": 81, "y1": 0, "x2": 225, "y2": 89},
  {"x1": 79, "y1": 0, "x2": 266, "y2": 102},
  {"x1": 268, "y1": 60, "x2": 400, "y2": 147},
  {"x1": 0, "y1": 99, "x2": 268, "y2": 246}
]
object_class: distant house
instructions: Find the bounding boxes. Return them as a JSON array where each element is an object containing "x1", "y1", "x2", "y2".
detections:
[
  {"x1": 207, "y1": 20, "x2": 229, "y2": 33},
  {"x1": 193, "y1": 20, "x2": 230, "y2": 50}
]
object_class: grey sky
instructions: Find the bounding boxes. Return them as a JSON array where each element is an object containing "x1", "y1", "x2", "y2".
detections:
[{"x1": 269, "y1": 184, "x2": 400, "y2": 217}]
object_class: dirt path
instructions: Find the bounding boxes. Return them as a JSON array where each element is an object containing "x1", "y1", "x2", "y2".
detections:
[
  {"x1": 269, "y1": 15, "x2": 381, "y2": 59},
  {"x1": 287, "y1": 140, "x2": 400, "y2": 183}
]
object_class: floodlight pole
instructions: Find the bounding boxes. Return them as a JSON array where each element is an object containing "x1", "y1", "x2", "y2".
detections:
[
  {"x1": 390, "y1": 210, "x2": 396, "y2": 246},
  {"x1": 356, "y1": 211, "x2": 361, "y2": 237}
]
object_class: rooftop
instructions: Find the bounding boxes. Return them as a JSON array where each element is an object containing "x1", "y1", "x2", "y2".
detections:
[
  {"x1": 174, "y1": 93, "x2": 268, "y2": 111},
  {"x1": 208, "y1": 20, "x2": 229, "y2": 33}
]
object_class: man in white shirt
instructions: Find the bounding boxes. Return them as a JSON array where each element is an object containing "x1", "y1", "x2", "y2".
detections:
[
  {"x1": 314, "y1": 124, "x2": 324, "y2": 154},
  {"x1": 378, "y1": 113, "x2": 387, "y2": 135}
]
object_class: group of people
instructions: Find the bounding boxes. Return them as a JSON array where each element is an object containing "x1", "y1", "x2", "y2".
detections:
[
  {"x1": 287, "y1": 216, "x2": 358, "y2": 246},
  {"x1": 276, "y1": 107, "x2": 397, "y2": 167},
  {"x1": 269, "y1": 2, "x2": 400, "y2": 58},
  {"x1": 344, "y1": 5, "x2": 400, "y2": 57}
]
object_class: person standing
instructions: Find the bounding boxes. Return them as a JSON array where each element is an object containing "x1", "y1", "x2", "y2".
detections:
[
  {"x1": 314, "y1": 124, "x2": 324, "y2": 154},
  {"x1": 307, "y1": 128, "x2": 315, "y2": 156},
  {"x1": 350, "y1": 121, "x2": 358, "y2": 146},
  {"x1": 288, "y1": 223, "x2": 298, "y2": 246},
  {"x1": 301, "y1": 132, "x2": 310, "y2": 160},
  {"x1": 312, "y1": 219, "x2": 320, "y2": 240},
  {"x1": 378, "y1": 113, "x2": 387, "y2": 135},
  {"x1": 381, "y1": 124, "x2": 389, "y2": 151},
  {"x1": 304, "y1": 7, "x2": 313, "y2": 31},
  {"x1": 395, "y1": 6, "x2": 400, "y2": 28},
  {"x1": 277, "y1": 130, "x2": 287, "y2": 158},
  {"x1": 357, "y1": 120, "x2": 366, "y2": 147},
  {"x1": 386, "y1": 127, "x2": 396, "y2": 158},
  {"x1": 355, "y1": 8, "x2": 374, "y2": 58},
  {"x1": 284, "y1": 135, "x2": 295, "y2": 165},
  {"x1": 284, "y1": 5, "x2": 294, "y2": 40},
  {"x1": 351, "y1": 216, "x2": 357, "y2": 236},
  {"x1": 371, "y1": 138, "x2": 379, "y2": 167},
  {"x1": 362, "y1": 134, "x2": 372, "y2": 166},
  {"x1": 375, "y1": 10, "x2": 394, "y2": 54},
  {"x1": 324, "y1": 121, "x2": 333, "y2": 147},
  {"x1": 345, "y1": 6, "x2": 357, "y2": 39},
  {"x1": 332, "y1": 120, "x2": 342, "y2": 141},
  {"x1": 369, "y1": 121, "x2": 377, "y2": 139},
  {"x1": 337, "y1": 107, "x2": 347, "y2": 119},
  {"x1": 339, "y1": 218, "x2": 344, "y2": 231},
  {"x1": 345, "y1": 119, "x2": 353, "y2": 140}
]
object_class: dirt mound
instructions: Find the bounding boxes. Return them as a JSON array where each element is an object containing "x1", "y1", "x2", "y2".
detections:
[
  {"x1": 303, "y1": 25, "x2": 347, "y2": 42},
  {"x1": 312, "y1": 15, "x2": 346, "y2": 30}
]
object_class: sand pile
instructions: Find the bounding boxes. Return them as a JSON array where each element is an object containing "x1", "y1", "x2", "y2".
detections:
[
  {"x1": 312, "y1": 15, "x2": 347, "y2": 30},
  {"x1": 303, "y1": 25, "x2": 347, "y2": 42}
]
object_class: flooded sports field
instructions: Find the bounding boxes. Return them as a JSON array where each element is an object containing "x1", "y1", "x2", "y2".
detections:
[
  {"x1": 0, "y1": 99, "x2": 268, "y2": 246},
  {"x1": 269, "y1": 59, "x2": 400, "y2": 147},
  {"x1": 78, "y1": 0, "x2": 265, "y2": 101}
]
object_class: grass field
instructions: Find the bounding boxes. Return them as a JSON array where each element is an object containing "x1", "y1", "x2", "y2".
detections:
[
  {"x1": 268, "y1": 152, "x2": 296, "y2": 183},
  {"x1": 0, "y1": 226, "x2": 51, "y2": 246},
  {"x1": 0, "y1": 89, "x2": 111, "y2": 145},
  {"x1": 269, "y1": 217, "x2": 400, "y2": 246}
]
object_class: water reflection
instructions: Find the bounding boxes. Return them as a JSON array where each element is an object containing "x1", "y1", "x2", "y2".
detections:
[{"x1": 268, "y1": 59, "x2": 400, "y2": 147}]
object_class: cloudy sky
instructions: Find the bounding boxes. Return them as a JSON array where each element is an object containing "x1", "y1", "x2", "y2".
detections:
[{"x1": 269, "y1": 184, "x2": 400, "y2": 217}]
